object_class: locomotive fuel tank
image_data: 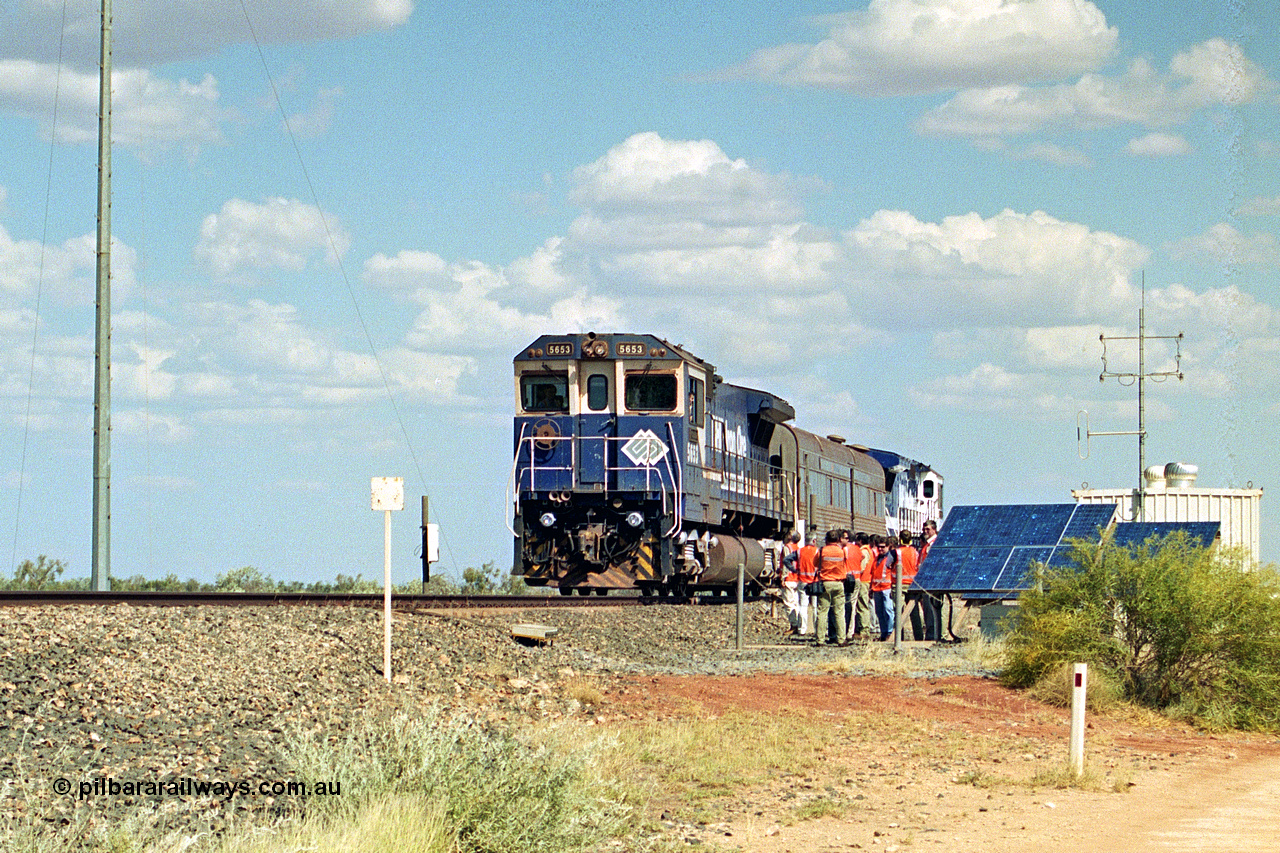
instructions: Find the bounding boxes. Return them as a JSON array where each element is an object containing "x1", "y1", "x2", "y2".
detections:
[{"x1": 697, "y1": 535, "x2": 766, "y2": 585}]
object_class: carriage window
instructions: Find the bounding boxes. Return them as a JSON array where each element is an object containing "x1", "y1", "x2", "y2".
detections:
[
  {"x1": 586, "y1": 374, "x2": 609, "y2": 411},
  {"x1": 624, "y1": 373, "x2": 677, "y2": 411},
  {"x1": 520, "y1": 374, "x2": 569, "y2": 413}
]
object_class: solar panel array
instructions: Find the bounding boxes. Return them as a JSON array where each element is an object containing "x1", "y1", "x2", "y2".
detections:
[
  {"x1": 1111, "y1": 521, "x2": 1220, "y2": 549},
  {"x1": 914, "y1": 503, "x2": 1118, "y2": 594}
]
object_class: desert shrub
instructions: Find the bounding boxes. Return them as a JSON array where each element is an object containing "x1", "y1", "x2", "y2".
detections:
[
  {"x1": 1027, "y1": 661, "x2": 1123, "y2": 713},
  {"x1": 283, "y1": 711, "x2": 637, "y2": 852},
  {"x1": 1001, "y1": 532, "x2": 1280, "y2": 732}
]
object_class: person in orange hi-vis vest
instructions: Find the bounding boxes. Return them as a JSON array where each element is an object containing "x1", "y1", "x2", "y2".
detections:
[
  {"x1": 795, "y1": 536, "x2": 820, "y2": 637},
  {"x1": 814, "y1": 530, "x2": 849, "y2": 646},
  {"x1": 851, "y1": 531, "x2": 876, "y2": 639},
  {"x1": 780, "y1": 533, "x2": 802, "y2": 636},
  {"x1": 870, "y1": 535, "x2": 898, "y2": 641},
  {"x1": 841, "y1": 530, "x2": 860, "y2": 642}
]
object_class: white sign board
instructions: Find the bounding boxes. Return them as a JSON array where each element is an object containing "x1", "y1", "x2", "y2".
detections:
[
  {"x1": 426, "y1": 523, "x2": 440, "y2": 563},
  {"x1": 371, "y1": 477, "x2": 405, "y2": 512}
]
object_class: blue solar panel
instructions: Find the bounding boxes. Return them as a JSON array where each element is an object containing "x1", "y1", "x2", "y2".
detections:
[
  {"x1": 1062, "y1": 504, "x2": 1118, "y2": 541},
  {"x1": 915, "y1": 502, "x2": 1120, "y2": 593},
  {"x1": 1112, "y1": 521, "x2": 1220, "y2": 549},
  {"x1": 995, "y1": 546, "x2": 1054, "y2": 590}
]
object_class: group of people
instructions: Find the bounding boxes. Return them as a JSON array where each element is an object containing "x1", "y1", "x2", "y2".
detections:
[{"x1": 779, "y1": 519, "x2": 941, "y2": 645}]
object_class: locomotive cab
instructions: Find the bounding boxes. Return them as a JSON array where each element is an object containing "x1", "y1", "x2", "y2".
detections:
[{"x1": 511, "y1": 333, "x2": 694, "y2": 591}]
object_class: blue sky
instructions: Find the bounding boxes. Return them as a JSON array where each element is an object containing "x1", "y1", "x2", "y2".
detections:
[{"x1": 1, "y1": 0, "x2": 1277, "y2": 584}]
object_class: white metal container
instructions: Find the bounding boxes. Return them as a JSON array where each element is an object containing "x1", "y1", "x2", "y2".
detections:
[{"x1": 1072, "y1": 486, "x2": 1263, "y2": 565}]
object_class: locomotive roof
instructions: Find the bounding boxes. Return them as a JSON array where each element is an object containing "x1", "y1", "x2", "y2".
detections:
[
  {"x1": 515, "y1": 332, "x2": 705, "y2": 365},
  {"x1": 866, "y1": 447, "x2": 941, "y2": 479}
]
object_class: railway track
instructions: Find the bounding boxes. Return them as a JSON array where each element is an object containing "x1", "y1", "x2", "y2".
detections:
[{"x1": 0, "y1": 590, "x2": 768, "y2": 608}]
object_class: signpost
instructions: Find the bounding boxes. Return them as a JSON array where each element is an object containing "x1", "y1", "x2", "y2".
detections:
[{"x1": 371, "y1": 477, "x2": 404, "y2": 683}]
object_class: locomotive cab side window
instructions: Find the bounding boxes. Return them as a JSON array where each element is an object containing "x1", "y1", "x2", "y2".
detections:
[
  {"x1": 688, "y1": 377, "x2": 705, "y2": 426},
  {"x1": 624, "y1": 373, "x2": 677, "y2": 411},
  {"x1": 520, "y1": 373, "x2": 569, "y2": 413},
  {"x1": 586, "y1": 374, "x2": 610, "y2": 411}
]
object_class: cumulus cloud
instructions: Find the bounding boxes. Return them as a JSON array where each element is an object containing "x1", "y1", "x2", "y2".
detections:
[
  {"x1": 1125, "y1": 132, "x2": 1191, "y2": 156},
  {"x1": 194, "y1": 198, "x2": 350, "y2": 281},
  {"x1": 570, "y1": 132, "x2": 808, "y2": 232},
  {"x1": 843, "y1": 208, "x2": 1148, "y2": 323},
  {"x1": 718, "y1": 0, "x2": 1117, "y2": 95},
  {"x1": 918, "y1": 39, "x2": 1273, "y2": 137},
  {"x1": 0, "y1": 61, "x2": 231, "y2": 157},
  {"x1": 0, "y1": 222, "x2": 138, "y2": 306},
  {"x1": 1166, "y1": 223, "x2": 1280, "y2": 267},
  {"x1": 364, "y1": 250, "x2": 625, "y2": 352}
]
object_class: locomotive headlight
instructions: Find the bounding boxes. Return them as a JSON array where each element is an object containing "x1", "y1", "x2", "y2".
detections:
[
  {"x1": 625, "y1": 511, "x2": 644, "y2": 528},
  {"x1": 539, "y1": 512, "x2": 557, "y2": 528}
]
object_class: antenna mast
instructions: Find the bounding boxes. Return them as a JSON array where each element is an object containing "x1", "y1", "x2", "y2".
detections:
[
  {"x1": 92, "y1": 0, "x2": 112, "y2": 590},
  {"x1": 1077, "y1": 274, "x2": 1184, "y2": 521}
]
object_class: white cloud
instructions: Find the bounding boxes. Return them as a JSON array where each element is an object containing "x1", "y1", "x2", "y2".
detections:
[
  {"x1": 0, "y1": 222, "x2": 138, "y2": 306},
  {"x1": 1166, "y1": 223, "x2": 1280, "y2": 267},
  {"x1": 1237, "y1": 196, "x2": 1280, "y2": 216},
  {"x1": 844, "y1": 208, "x2": 1148, "y2": 323},
  {"x1": 918, "y1": 39, "x2": 1273, "y2": 138},
  {"x1": 285, "y1": 87, "x2": 344, "y2": 140},
  {"x1": 719, "y1": 0, "x2": 1117, "y2": 95},
  {"x1": 570, "y1": 132, "x2": 807, "y2": 231},
  {"x1": 1125, "y1": 132, "x2": 1191, "y2": 157},
  {"x1": 194, "y1": 198, "x2": 350, "y2": 281},
  {"x1": 0, "y1": 61, "x2": 230, "y2": 157},
  {"x1": 364, "y1": 251, "x2": 625, "y2": 353}
]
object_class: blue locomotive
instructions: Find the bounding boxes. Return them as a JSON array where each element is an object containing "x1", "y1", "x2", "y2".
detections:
[{"x1": 508, "y1": 333, "x2": 942, "y2": 595}]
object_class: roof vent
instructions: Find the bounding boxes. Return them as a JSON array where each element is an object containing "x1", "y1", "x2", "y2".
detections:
[
  {"x1": 1164, "y1": 462, "x2": 1198, "y2": 489},
  {"x1": 826, "y1": 434, "x2": 846, "y2": 444},
  {"x1": 1144, "y1": 465, "x2": 1167, "y2": 490}
]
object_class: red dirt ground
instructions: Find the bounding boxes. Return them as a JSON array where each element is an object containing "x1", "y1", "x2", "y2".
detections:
[{"x1": 599, "y1": 673, "x2": 1280, "y2": 852}]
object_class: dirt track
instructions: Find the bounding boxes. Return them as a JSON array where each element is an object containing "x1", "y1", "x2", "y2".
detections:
[{"x1": 603, "y1": 672, "x2": 1280, "y2": 852}]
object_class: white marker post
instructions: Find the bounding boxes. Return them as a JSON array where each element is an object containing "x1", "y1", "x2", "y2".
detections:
[
  {"x1": 371, "y1": 477, "x2": 405, "y2": 683},
  {"x1": 1069, "y1": 662, "x2": 1088, "y2": 776}
]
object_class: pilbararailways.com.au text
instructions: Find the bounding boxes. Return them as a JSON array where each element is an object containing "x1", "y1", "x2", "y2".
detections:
[{"x1": 54, "y1": 776, "x2": 342, "y2": 801}]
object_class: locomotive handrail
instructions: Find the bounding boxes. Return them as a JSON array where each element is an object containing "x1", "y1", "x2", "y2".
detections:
[
  {"x1": 665, "y1": 421, "x2": 684, "y2": 538},
  {"x1": 505, "y1": 422, "x2": 529, "y2": 536},
  {"x1": 513, "y1": 433, "x2": 681, "y2": 499}
]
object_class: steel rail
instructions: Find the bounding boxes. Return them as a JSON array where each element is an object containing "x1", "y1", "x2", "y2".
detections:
[{"x1": 0, "y1": 590, "x2": 765, "y2": 608}]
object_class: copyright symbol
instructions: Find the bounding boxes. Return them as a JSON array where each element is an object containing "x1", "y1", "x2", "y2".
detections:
[{"x1": 53, "y1": 778, "x2": 72, "y2": 796}]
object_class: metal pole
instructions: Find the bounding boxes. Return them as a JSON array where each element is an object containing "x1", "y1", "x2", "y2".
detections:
[
  {"x1": 1137, "y1": 279, "x2": 1146, "y2": 521},
  {"x1": 383, "y1": 509, "x2": 392, "y2": 682},
  {"x1": 91, "y1": 0, "x2": 112, "y2": 591},
  {"x1": 735, "y1": 561, "x2": 744, "y2": 650},
  {"x1": 893, "y1": 555, "x2": 902, "y2": 653}
]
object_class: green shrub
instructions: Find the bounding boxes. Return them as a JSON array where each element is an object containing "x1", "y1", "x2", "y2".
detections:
[{"x1": 1001, "y1": 532, "x2": 1280, "y2": 732}]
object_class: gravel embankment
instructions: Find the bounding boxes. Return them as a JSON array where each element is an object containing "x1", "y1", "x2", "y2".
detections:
[{"x1": 0, "y1": 601, "x2": 992, "y2": 838}]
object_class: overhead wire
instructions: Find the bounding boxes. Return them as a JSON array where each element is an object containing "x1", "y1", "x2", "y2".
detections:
[
  {"x1": 12, "y1": 0, "x2": 69, "y2": 576},
  {"x1": 234, "y1": 0, "x2": 460, "y2": 577}
]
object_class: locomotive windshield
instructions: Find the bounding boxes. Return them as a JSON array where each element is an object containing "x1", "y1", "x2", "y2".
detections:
[
  {"x1": 520, "y1": 373, "x2": 569, "y2": 413},
  {"x1": 624, "y1": 373, "x2": 677, "y2": 411}
]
